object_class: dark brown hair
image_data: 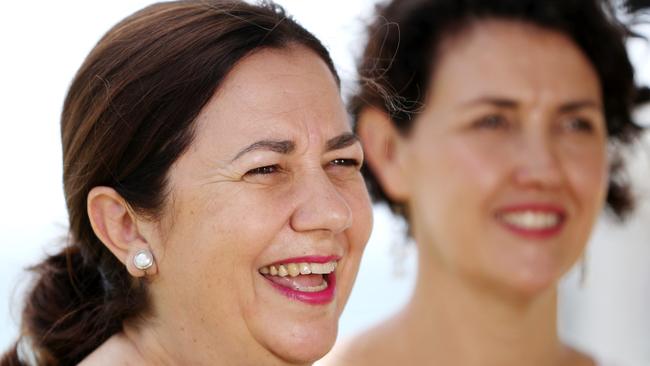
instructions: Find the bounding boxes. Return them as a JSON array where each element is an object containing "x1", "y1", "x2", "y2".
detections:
[
  {"x1": 1, "y1": 1, "x2": 338, "y2": 365},
  {"x1": 353, "y1": 0, "x2": 645, "y2": 222}
]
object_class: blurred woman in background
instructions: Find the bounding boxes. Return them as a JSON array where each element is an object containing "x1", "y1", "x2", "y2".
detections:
[{"x1": 323, "y1": 0, "x2": 645, "y2": 365}]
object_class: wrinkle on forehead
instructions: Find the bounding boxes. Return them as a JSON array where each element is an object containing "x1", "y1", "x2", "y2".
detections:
[
  {"x1": 180, "y1": 45, "x2": 349, "y2": 175},
  {"x1": 209, "y1": 47, "x2": 341, "y2": 130},
  {"x1": 219, "y1": 47, "x2": 337, "y2": 108}
]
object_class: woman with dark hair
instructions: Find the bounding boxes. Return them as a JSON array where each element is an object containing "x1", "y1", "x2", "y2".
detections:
[
  {"x1": 1, "y1": 1, "x2": 372, "y2": 365},
  {"x1": 321, "y1": 0, "x2": 645, "y2": 365}
]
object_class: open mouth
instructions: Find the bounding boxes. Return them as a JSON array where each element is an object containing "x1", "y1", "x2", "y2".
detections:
[
  {"x1": 259, "y1": 257, "x2": 338, "y2": 305},
  {"x1": 496, "y1": 208, "x2": 566, "y2": 239}
]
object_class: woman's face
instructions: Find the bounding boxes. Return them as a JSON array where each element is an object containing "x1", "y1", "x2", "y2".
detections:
[
  {"x1": 146, "y1": 47, "x2": 372, "y2": 363},
  {"x1": 399, "y1": 20, "x2": 607, "y2": 296}
]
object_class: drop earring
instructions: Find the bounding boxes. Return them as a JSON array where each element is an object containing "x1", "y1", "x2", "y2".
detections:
[{"x1": 579, "y1": 251, "x2": 588, "y2": 287}]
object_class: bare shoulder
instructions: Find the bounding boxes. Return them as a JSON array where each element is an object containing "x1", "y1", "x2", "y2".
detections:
[
  {"x1": 563, "y1": 345, "x2": 597, "y2": 366},
  {"x1": 317, "y1": 316, "x2": 406, "y2": 366}
]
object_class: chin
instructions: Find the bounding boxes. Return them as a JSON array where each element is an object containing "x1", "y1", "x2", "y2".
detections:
[
  {"x1": 510, "y1": 274, "x2": 558, "y2": 298},
  {"x1": 481, "y1": 244, "x2": 571, "y2": 299},
  {"x1": 497, "y1": 263, "x2": 563, "y2": 300},
  {"x1": 267, "y1": 323, "x2": 338, "y2": 364}
]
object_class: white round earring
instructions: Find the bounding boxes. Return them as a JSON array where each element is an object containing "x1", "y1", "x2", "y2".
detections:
[{"x1": 133, "y1": 249, "x2": 154, "y2": 271}]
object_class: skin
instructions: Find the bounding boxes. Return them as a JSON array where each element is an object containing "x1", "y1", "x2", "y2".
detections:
[
  {"x1": 321, "y1": 20, "x2": 607, "y2": 366},
  {"x1": 83, "y1": 46, "x2": 373, "y2": 365}
]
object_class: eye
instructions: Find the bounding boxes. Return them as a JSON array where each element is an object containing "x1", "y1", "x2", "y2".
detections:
[
  {"x1": 329, "y1": 158, "x2": 361, "y2": 169},
  {"x1": 564, "y1": 117, "x2": 595, "y2": 133},
  {"x1": 245, "y1": 164, "x2": 280, "y2": 176},
  {"x1": 472, "y1": 114, "x2": 510, "y2": 130}
]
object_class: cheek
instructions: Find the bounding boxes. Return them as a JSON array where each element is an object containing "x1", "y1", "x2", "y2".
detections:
[
  {"x1": 563, "y1": 146, "x2": 608, "y2": 209},
  {"x1": 158, "y1": 187, "x2": 292, "y2": 303},
  {"x1": 325, "y1": 179, "x2": 372, "y2": 308},
  {"x1": 347, "y1": 181, "x2": 373, "y2": 247},
  {"x1": 407, "y1": 139, "x2": 507, "y2": 259},
  {"x1": 410, "y1": 138, "x2": 506, "y2": 217}
]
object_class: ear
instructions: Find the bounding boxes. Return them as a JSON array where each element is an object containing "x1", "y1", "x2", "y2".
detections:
[
  {"x1": 87, "y1": 186, "x2": 158, "y2": 277},
  {"x1": 357, "y1": 108, "x2": 411, "y2": 202}
]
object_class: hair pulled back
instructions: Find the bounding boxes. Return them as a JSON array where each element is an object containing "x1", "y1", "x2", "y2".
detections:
[
  {"x1": 353, "y1": 0, "x2": 646, "y2": 221},
  {"x1": 1, "y1": 1, "x2": 338, "y2": 365}
]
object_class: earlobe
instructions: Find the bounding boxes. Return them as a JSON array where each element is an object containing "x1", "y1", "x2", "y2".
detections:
[
  {"x1": 126, "y1": 248, "x2": 158, "y2": 278},
  {"x1": 87, "y1": 187, "x2": 158, "y2": 277},
  {"x1": 357, "y1": 108, "x2": 411, "y2": 202}
]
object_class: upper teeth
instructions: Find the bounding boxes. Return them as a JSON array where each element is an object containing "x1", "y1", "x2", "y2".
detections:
[
  {"x1": 500, "y1": 211, "x2": 560, "y2": 229},
  {"x1": 259, "y1": 261, "x2": 337, "y2": 277}
]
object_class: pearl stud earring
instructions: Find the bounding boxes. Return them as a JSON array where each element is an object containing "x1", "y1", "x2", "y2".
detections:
[{"x1": 133, "y1": 249, "x2": 154, "y2": 271}]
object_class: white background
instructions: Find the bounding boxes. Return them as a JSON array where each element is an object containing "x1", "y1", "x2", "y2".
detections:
[{"x1": 0, "y1": 1, "x2": 649, "y2": 365}]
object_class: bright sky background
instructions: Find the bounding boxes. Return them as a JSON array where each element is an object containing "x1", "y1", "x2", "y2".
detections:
[{"x1": 0, "y1": 1, "x2": 649, "y2": 364}]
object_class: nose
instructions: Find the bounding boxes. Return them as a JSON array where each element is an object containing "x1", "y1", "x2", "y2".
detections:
[
  {"x1": 512, "y1": 131, "x2": 565, "y2": 189},
  {"x1": 290, "y1": 168, "x2": 353, "y2": 235}
]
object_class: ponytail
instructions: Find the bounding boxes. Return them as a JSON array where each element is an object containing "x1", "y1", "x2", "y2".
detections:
[
  {"x1": 1, "y1": 343, "x2": 22, "y2": 366},
  {"x1": 1, "y1": 245, "x2": 147, "y2": 365}
]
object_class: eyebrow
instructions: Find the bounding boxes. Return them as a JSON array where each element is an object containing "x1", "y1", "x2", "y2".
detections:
[
  {"x1": 461, "y1": 96, "x2": 602, "y2": 112},
  {"x1": 557, "y1": 100, "x2": 602, "y2": 113},
  {"x1": 462, "y1": 97, "x2": 518, "y2": 109},
  {"x1": 232, "y1": 140, "x2": 295, "y2": 162},
  {"x1": 231, "y1": 132, "x2": 360, "y2": 162},
  {"x1": 326, "y1": 132, "x2": 360, "y2": 152}
]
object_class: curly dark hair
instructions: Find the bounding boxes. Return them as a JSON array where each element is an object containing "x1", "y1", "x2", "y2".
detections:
[{"x1": 352, "y1": 0, "x2": 645, "y2": 222}]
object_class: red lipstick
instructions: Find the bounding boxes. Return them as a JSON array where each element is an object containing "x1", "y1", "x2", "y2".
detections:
[
  {"x1": 267, "y1": 255, "x2": 340, "y2": 266},
  {"x1": 496, "y1": 203, "x2": 567, "y2": 240},
  {"x1": 266, "y1": 273, "x2": 336, "y2": 305},
  {"x1": 261, "y1": 255, "x2": 339, "y2": 305}
]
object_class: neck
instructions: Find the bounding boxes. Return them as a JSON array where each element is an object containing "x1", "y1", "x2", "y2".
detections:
[
  {"x1": 120, "y1": 315, "x2": 307, "y2": 366},
  {"x1": 395, "y1": 249, "x2": 569, "y2": 366}
]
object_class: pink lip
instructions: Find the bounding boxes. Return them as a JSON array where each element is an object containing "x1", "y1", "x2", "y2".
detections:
[
  {"x1": 265, "y1": 272, "x2": 336, "y2": 305},
  {"x1": 261, "y1": 255, "x2": 340, "y2": 305},
  {"x1": 496, "y1": 203, "x2": 567, "y2": 240},
  {"x1": 267, "y1": 255, "x2": 340, "y2": 266}
]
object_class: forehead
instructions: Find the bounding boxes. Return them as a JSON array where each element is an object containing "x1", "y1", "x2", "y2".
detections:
[
  {"x1": 428, "y1": 19, "x2": 601, "y2": 105},
  {"x1": 191, "y1": 46, "x2": 348, "y2": 155}
]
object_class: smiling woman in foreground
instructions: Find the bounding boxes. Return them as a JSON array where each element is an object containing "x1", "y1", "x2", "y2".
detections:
[
  {"x1": 321, "y1": 0, "x2": 644, "y2": 365},
  {"x1": 0, "y1": 1, "x2": 372, "y2": 365}
]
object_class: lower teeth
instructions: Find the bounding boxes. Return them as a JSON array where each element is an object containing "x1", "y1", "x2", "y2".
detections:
[{"x1": 294, "y1": 280, "x2": 328, "y2": 293}]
